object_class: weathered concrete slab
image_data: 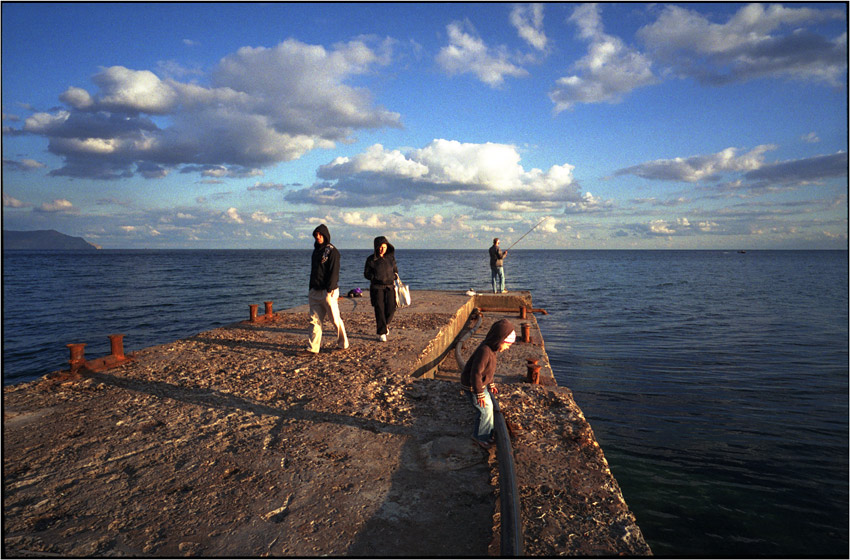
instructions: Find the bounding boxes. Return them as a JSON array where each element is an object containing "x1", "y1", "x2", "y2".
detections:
[{"x1": 3, "y1": 290, "x2": 650, "y2": 557}]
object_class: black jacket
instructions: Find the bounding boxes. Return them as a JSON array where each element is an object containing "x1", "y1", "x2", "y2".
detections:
[
  {"x1": 310, "y1": 224, "x2": 340, "y2": 292},
  {"x1": 461, "y1": 319, "x2": 515, "y2": 396},
  {"x1": 364, "y1": 236, "x2": 398, "y2": 287}
]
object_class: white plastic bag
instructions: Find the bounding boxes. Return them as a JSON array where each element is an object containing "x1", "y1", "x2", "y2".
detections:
[{"x1": 395, "y1": 276, "x2": 411, "y2": 308}]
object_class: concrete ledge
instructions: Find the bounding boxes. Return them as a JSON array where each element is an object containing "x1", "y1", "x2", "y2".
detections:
[{"x1": 2, "y1": 290, "x2": 650, "y2": 557}]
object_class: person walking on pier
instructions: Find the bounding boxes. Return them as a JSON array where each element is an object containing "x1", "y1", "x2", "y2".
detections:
[
  {"x1": 304, "y1": 224, "x2": 349, "y2": 354},
  {"x1": 364, "y1": 235, "x2": 399, "y2": 342},
  {"x1": 489, "y1": 238, "x2": 508, "y2": 293},
  {"x1": 461, "y1": 319, "x2": 516, "y2": 449}
]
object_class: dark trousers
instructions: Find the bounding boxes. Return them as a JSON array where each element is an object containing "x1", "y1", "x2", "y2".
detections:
[{"x1": 370, "y1": 285, "x2": 397, "y2": 335}]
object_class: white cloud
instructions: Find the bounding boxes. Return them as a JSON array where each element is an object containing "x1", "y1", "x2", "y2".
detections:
[
  {"x1": 10, "y1": 38, "x2": 402, "y2": 180},
  {"x1": 319, "y1": 144, "x2": 428, "y2": 180},
  {"x1": 538, "y1": 216, "x2": 558, "y2": 233},
  {"x1": 224, "y1": 207, "x2": 244, "y2": 224},
  {"x1": 287, "y1": 139, "x2": 580, "y2": 211},
  {"x1": 341, "y1": 211, "x2": 386, "y2": 228},
  {"x1": 801, "y1": 132, "x2": 821, "y2": 144},
  {"x1": 92, "y1": 66, "x2": 178, "y2": 114},
  {"x1": 638, "y1": 3, "x2": 847, "y2": 86},
  {"x1": 550, "y1": 4, "x2": 657, "y2": 112},
  {"x1": 37, "y1": 199, "x2": 74, "y2": 213},
  {"x1": 510, "y1": 4, "x2": 548, "y2": 51},
  {"x1": 437, "y1": 20, "x2": 528, "y2": 87},
  {"x1": 3, "y1": 193, "x2": 27, "y2": 208},
  {"x1": 251, "y1": 211, "x2": 272, "y2": 223},
  {"x1": 59, "y1": 87, "x2": 94, "y2": 110},
  {"x1": 2, "y1": 158, "x2": 46, "y2": 171},
  {"x1": 614, "y1": 145, "x2": 777, "y2": 183},
  {"x1": 564, "y1": 191, "x2": 614, "y2": 214}
]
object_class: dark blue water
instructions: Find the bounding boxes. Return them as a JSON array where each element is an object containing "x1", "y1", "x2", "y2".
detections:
[{"x1": 3, "y1": 249, "x2": 847, "y2": 557}]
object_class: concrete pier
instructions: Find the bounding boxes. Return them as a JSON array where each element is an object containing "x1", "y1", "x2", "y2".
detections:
[{"x1": 3, "y1": 290, "x2": 650, "y2": 557}]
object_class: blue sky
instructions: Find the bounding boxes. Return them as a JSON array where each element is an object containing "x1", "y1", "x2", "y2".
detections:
[{"x1": 2, "y1": 2, "x2": 847, "y2": 249}]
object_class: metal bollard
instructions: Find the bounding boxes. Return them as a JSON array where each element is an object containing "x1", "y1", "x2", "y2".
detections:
[
  {"x1": 264, "y1": 301, "x2": 273, "y2": 316},
  {"x1": 521, "y1": 322, "x2": 531, "y2": 343},
  {"x1": 249, "y1": 304, "x2": 258, "y2": 323},
  {"x1": 520, "y1": 306, "x2": 527, "y2": 319},
  {"x1": 526, "y1": 358, "x2": 540, "y2": 383},
  {"x1": 67, "y1": 343, "x2": 86, "y2": 372},
  {"x1": 108, "y1": 334, "x2": 125, "y2": 359}
]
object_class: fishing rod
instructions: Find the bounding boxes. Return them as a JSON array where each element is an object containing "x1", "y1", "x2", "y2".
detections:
[{"x1": 506, "y1": 217, "x2": 549, "y2": 251}]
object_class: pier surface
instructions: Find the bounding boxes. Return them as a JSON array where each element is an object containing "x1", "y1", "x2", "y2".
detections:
[{"x1": 3, "y1": 290, "x2": 650, "y2": 556}]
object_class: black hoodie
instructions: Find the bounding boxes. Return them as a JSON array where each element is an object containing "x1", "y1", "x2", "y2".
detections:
[
  {"x1": 363, "y1": 236, "x2": 398, "y2": 287},
  {"x1": 460, "y1": 319, "x2": 516, "y2": 396},
  {"x1": 310, "y1": 224, "x2": 340, "y2": 292}
]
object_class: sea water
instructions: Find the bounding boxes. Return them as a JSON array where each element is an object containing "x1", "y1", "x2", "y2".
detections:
[{"x1": 2, "y1": 249, "x2": 847, "y2": 556}]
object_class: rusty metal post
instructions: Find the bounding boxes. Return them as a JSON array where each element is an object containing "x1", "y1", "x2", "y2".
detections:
[
  {"x1": 67, "y1": 343, "x2": 86, "y2": 372},
  {"x1": 520, "y1": 306, "x2": 527, "y2": 319},
  {"x1": 521, "y1": 322, "x2": 531, "y2": 343},
  {"x1": 108, "y1": 334, "x2": 125, "y2": 359},
  {"x1": 526, "y1": 358, "x2": 539, "y2": 383},
  {"x1": 264, "y1": 301, "x2": 273, "y2": 317},
  {"x1": 249, "y1": 304, "x2": 258, "y2": 323}
]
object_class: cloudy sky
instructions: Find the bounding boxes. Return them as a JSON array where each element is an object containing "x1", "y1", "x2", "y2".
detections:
[{"x1": 2, "y1": 2, "x2": 847, "y2": 249}]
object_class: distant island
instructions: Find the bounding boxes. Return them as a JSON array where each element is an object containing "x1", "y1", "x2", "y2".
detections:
[{"x1": 3, "y1": 230, "x2": 100, "y2": 251}]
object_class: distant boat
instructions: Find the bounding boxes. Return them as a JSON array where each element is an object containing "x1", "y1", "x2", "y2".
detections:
[{"x1": 738, "y1": 250, "x2": 747, "y2": 254}]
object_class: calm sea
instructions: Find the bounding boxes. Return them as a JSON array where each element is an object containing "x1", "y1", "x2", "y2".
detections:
[{"x1": 3, "y1": 249, "x2": 848, "y2": 557}]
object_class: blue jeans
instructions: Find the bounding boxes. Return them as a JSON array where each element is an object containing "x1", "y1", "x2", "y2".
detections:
[
  {"x1": 491, "y1": 267, "x2": 505, "y2": 293},
  {"x1": 466, "y1": 389, "x2": 494, "y2": 442}
]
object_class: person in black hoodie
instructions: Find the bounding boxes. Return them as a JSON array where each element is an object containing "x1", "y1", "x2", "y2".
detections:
[
  {"x1": 363, "y1": 236, "x2": 399, "y2": 342},
  {"x1": 305, "y1": 224, "x2": 349, "y2": 354},
  {"x1": 461, "y1": 319, "x2": 516, "y2": 449}
]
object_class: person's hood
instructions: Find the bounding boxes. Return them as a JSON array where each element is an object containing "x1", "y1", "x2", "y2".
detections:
[
  {"x1": 483, "y1": 319, "x2": 516, "y2": 351},
  {"x1": 373, "y1": 236, "x2": 395, "y2": 257},
  {"x1": 313, "y1": 224, "x2": 331, "y2": 248}
]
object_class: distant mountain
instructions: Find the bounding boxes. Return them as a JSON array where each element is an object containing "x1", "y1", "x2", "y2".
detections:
[{"x1": 3, "y1": 230, "x2": 100, "y2": 251}]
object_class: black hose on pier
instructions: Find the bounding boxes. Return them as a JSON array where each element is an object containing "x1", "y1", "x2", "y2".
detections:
[{"x1": 493, "y1": 396, "x2": 524, "y2": 557}]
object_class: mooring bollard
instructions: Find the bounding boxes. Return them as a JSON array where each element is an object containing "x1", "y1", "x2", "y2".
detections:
[
  {"x1": 521, "y1": 322, "x2": 531, "y2": 343},
  {"x1": 249, "y1": 304, "x2": 258, "y2": 323},
  {"x1": 67, "y1": 343, "x2": 86, "y2": 372},
  {"x1": 526, "y1": 358, "x2": 540, "y2": 384},
  {"x1": 520, "y1": 306, "x2": 527, "y2": 319},
  {"x1": 264, "y1": 301, "x2": 273, "y2": 317},
  {"x1": 108, "y1": 334, "x2": 125, "y2": 359}
]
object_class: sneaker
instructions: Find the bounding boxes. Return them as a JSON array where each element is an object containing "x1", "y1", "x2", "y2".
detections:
[
  {"x1": 379, "y1": 334, "x2": 387, "y2": 342},
  {"x1": 472, "y1": 438, "x2": 492, "y2": 450}
]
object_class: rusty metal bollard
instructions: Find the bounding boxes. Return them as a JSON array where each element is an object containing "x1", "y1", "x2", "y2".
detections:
[
  {"x1": 108, "y1": 334, "x2": 125, "y2": 359},
  {"x1": 526, "y1": 358, "x2": 540, "y2": 384},
  {"x1": 249, "y1": 304, "x2": 258, "y2": 323},
  {"x1": 67, "y1": 343, "x2": 86, "y2": 372},
  {"x1": 264, "y1": 301, "x2": 273, "y2": 317},
  {"x1": 521, "y1": 323, "x2": 531, "y2": 343},
  {"x1": 520, "y1": 306, "x2": 527, "y2": 319}
]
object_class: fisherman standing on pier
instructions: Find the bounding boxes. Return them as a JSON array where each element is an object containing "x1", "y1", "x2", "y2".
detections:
[
  {"x1": 461, "y1": 319, "x2": 516, "y2": 449},
  {"x1": 489, "y1": 238, "x2": 508, "y2": 293},
  {"x1": 304, "y1": 224, "x2": 349, "y2": 355},
  {"x1": 364, "y1": 236, "x2": 399, "y2": 342}
]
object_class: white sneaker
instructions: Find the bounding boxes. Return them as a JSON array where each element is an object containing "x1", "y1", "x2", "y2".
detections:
[{"x1": 379, "y1": 334, "x2": 387, "y2": 342}]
